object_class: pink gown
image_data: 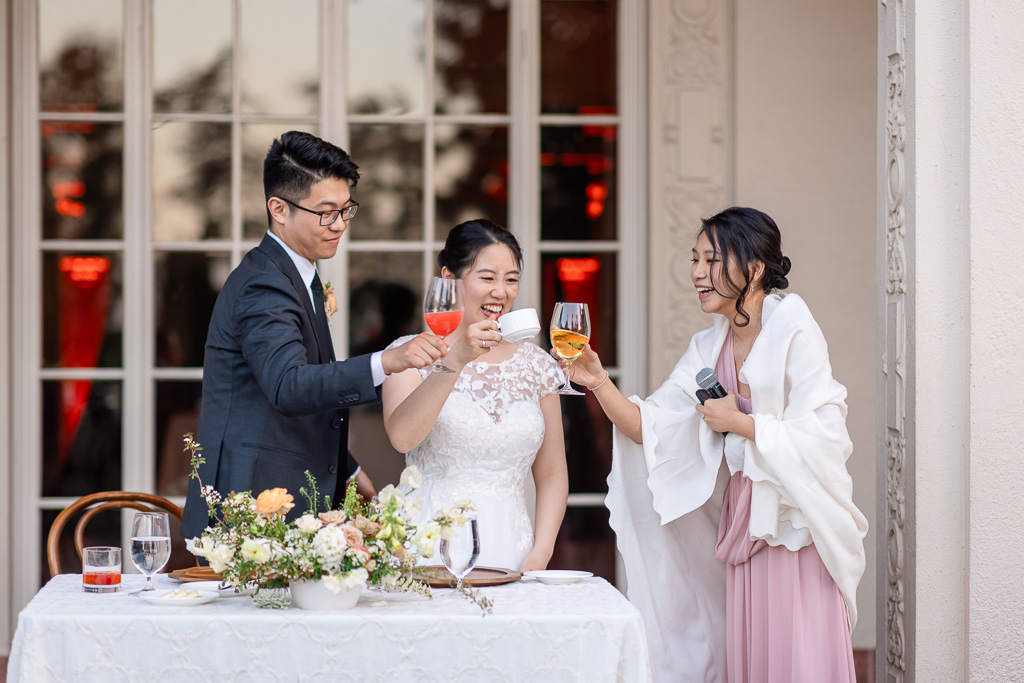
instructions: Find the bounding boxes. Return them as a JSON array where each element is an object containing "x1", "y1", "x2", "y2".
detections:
[{"x1": 713, "y1": 331, "x2": 856, "y2": 683}]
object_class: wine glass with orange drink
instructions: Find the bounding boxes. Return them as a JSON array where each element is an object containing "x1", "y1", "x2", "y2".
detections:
[
  {"x1": 549, "y1": 302, "x2": 591, "y2": 396},
  {"x1": 423, "y1": 277, "x2": 465, "y2": 373}
]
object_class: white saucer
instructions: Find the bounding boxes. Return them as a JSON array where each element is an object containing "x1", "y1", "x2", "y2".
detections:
[
  {"x1": 141, "y1": 589, "x2": 219, "y2": 606},
  {"x1": 187, "y1": 580, "x2": 256, "y2": 598},
  {"x1": 523, "y1": 570, "x2": 593, "y2": 585}
]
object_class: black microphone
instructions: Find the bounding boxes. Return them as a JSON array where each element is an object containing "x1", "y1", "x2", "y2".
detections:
[{"x1": 695, "y1": 368, "x2": 728, "y2": 405}]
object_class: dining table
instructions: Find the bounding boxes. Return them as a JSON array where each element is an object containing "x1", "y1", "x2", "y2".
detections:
[{"x1": 7, "y1": 573, "x2": 652, "y2": 682}]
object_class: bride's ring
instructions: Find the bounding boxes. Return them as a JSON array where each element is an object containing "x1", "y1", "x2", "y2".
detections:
[{"x1": 481, "y1": 340, "x2": 487, "y2": 348}]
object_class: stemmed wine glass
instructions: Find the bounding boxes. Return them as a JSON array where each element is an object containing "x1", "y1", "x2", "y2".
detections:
[
  {"x1": 423, "y1": 277, "x2": 465, "y2": 373},
  {"x1": 129, "y1": 511, "x2": 171, "y2": 593},
  {"x1": 549, "y1": 302, "x2": 591, "y2": 396},
  {"x1": 440, "y1": 515, "x2": 480, "y2": 590}
]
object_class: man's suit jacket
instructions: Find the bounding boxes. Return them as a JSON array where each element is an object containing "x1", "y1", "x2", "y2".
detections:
[{"x1": 181, "y1": 234, "x2": 379, "y2": 539}]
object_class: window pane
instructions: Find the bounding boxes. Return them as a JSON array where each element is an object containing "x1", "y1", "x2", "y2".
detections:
[
  {"x1": 435, "y1": 125, "x2": 508, "y2": 235},
  {"x1": 348, "y1": 124, "x2": 424, "y2": 241},
  {"x1": 347, "y1": 252, "x2": 424, "y2": 494},
  {"x1": 540, "y1": 0, "x2": 617, "y2": 115},
  {"x1": 435, "y1": 0, "x2": 508, "y2": 114},
  {"x1": 240, "y1": 0, "x2": 319, "y2": 115},
  {"x1": 561, "y1": 391, "x2": 613, "y2": 494},
  {"x1": 42, "y1": 380, "x2": 122, "y2": 497},
  {"x1": 41, "y1": 122, "x2": 123, "y2": 240},
  {"x1": 153, "y1": 0, "x2": 232, "y2": 113},
  {"x1": 347, "y1": 0, "x2": 425, "y2": 115},
  {"x1": 541, "y1": 252, "x2": 617, "y2": 366},
  {"x1": 155, "y1": 381, "x2": 202, "y2": 497},
  {"x1": 42, "y1": 252, "x2": 123, "y2": 368},
  {"x1": 153, "y1": 122, "x2": 231, "y2": 241},
  {"x1": 540, "y1": 125, "x2": 617, "y2": 241},
  {"x1": 38, "y1": 0, "x2": 123, "y2": 112},
  {"x1": 348, "y1": 252, "x2": 424, "y2": 357},
  {"x1": 242, "y1": 123, "x2": 320, "y2": 240},
  {"x1": 155, "y1": 252, "x2": 230, "y2": 368},
  {"x1": 548, "y1": 506, "x2": 616, "y2": 582}
]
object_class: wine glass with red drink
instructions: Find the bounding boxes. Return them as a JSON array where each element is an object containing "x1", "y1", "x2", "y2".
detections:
[{"x1": 423, "y1": 277, "x2": 465, "y2": 373}]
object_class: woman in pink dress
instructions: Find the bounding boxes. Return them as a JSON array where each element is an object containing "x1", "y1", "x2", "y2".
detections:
[{"x1": 565, "y1": 207, "x2": 868, "y2": 683}]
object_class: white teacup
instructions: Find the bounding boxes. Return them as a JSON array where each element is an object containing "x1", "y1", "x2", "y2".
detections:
[{"x1": 496, "y1": 308, "x2": 541, "y2": 343}]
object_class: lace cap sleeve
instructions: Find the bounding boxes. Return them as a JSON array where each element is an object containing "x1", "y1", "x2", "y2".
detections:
[{"x1": 519, "y1": 342, "x2": 565, "y2": 398}]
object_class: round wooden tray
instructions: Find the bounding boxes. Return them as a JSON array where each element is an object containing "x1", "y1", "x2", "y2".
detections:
[
  {"x1": 169, "y1": 566, "x2": 223, "y2": 583},
  {"x1": 411, "y1": 566, "x2": 521, "y2": 588}
]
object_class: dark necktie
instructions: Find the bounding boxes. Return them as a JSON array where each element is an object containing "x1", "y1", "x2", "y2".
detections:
[{"x1": 310, "y1": 271, "x2": 334, "y2": 363}]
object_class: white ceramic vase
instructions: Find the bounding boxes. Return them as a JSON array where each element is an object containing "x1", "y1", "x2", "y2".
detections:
[{"x1": 289, "y1": 579, "x2": 361, "y2": 610}]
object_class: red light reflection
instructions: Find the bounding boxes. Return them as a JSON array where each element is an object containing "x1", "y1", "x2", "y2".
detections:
[{"x1": 59, "y1": 256, "x2": 110, "y2": 287}]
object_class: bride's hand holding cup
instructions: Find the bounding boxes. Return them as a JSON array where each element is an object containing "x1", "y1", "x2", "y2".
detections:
[{"x1": 447, "y1": 320, "x2": 502, "y2": 366}]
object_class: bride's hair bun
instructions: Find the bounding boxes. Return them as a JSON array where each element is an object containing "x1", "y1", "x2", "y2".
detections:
[
  {"x1": 780, "y1": 255, "x2": 792, "y2": 276},
  {"x1": 437, "y1": 219, "x2": 523, "y2": 277}
]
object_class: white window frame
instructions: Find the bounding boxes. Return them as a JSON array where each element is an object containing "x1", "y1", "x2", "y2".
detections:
[{"x1": 8, "y1": 0, "x2": 647, "y2": 620}]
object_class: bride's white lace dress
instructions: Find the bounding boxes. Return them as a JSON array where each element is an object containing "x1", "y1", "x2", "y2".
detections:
[{"x1": 387, "y1": 336, "x2": 563, "y2": 570}]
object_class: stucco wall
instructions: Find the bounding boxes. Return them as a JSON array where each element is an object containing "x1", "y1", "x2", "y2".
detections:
[
  {"x1": 734, "y1": 0, "x2": 877, "y2": 648},
  {"x1": 966, "y1": 1, "x2": 1024, "y2": 678}
]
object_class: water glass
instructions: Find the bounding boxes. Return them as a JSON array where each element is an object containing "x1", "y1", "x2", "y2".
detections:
[
  {"x1": 82, "y1": 546, "x2": 121, "y2": 593},
  {"x1": 129, "y1": 511, "x2": 171, "y2": 592},
  {"x1": 440, "y1": 516, "x2": 481, "y2": 590}
]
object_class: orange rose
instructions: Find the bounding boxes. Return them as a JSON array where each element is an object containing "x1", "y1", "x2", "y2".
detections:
[{"x1": 254, "y1": 488, "x2": 295, "y2": 516}]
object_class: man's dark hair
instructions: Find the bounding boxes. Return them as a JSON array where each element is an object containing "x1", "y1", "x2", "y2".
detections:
[{"x1": 263, "y1": 131, "x2": 360, "y2": 227}]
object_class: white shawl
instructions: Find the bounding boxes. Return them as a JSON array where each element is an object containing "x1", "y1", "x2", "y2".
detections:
[{"x1": 606, "y1": 293, "x2": 868, "y2": 683}]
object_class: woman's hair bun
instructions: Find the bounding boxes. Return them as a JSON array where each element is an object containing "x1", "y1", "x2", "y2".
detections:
[{"x1": 780, "y1": 256, "x2": 792, "y2": 276}]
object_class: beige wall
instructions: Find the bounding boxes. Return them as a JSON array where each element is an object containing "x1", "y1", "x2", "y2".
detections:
[{"x1": 734, "y1": 0, "x2": 877, "y2": 648}]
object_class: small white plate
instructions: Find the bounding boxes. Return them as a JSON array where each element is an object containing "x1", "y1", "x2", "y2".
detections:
[
  {"x1": 523, "y1": 570, "x2": 593, "y2": 585},
  {"x1": 141, "y1": 590, "x2": 219, "y2": 607},
  {"x1": 187, "y1": 581, "x2": 256, "y2": 598}
]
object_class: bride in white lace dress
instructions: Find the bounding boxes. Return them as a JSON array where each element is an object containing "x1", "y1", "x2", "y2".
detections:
[{"x1": 383, "y1": 219, "x2": 568, "y2": 572}]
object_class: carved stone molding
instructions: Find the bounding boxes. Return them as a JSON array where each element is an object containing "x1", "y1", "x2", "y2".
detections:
[
  {"x1": 648, "y1": 0, "x2": 730, "y2": 384},
  {"x1": 881, "y1": 0, "x2": 909, "y2": 680}
]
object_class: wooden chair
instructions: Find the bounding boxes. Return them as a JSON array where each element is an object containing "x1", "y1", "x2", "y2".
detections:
[{"x1": 47, "y1": 491, "x2": 193, "y2": 577}]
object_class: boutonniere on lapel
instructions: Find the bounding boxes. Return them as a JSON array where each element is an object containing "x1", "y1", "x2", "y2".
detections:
[{"x1": 323, "y1": 281, "x2": 338, "y2": 318}]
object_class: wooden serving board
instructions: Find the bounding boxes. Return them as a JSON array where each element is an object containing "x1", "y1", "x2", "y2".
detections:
[
  {"x1": 168, "y1": 566, "x2": 223, "y2": 583},
  {"x1": 411, "y1": 566, "x2": 521, "y2": 588}
]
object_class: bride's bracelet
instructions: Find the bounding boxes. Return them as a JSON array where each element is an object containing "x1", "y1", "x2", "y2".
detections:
[{"x1": 587, "y1": 372, "x2": 610, "y2": 392}]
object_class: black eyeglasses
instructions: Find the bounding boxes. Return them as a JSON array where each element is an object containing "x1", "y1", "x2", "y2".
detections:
[{"x1": 280, "y1": 197, "x2": 359, "y2": 225}]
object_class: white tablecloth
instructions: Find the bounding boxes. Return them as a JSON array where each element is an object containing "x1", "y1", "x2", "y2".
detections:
[{"x1": 9, "y1": 574, "x2": 651, "y2": 682}]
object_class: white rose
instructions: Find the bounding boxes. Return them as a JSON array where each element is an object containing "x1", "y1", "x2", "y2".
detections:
[
  {"x1": 399, "y1": 466, "x2": 423, "y2": 490},
  {"x1": 240, "y1": 538, "x2": 272, "y2": 565},
  {"x1": 208, "y1": 543, "x2": 235, "y2": 574},
  {"x1": 295, "y1": 514, "x2": 322, "y2": 534}
]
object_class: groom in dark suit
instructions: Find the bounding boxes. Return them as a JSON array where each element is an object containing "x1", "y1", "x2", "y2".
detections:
[{"x1": 181, "y1": 131, "x2": 445, "y2": 539}]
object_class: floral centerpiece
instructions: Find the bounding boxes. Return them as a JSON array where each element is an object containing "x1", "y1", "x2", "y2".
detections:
[{"x1": 182, "y1": 434, "x2": 490, "y2": 612}]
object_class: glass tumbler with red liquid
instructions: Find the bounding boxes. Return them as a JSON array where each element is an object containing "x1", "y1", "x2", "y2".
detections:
[
  {"x1": 83, "y1": 546, "x2": 122, "y2": 593},
  {"x1": 423, "y1": 277, "x2": 465, "y2": 373}
]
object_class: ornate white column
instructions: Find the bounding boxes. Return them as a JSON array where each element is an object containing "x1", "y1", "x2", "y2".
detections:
[
  {"x1": 878, "y1": 2, "x2": 911, "y2": 681},
  {"x1": 647, "y1": 0, "x2": 732, "y2": 385}
]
